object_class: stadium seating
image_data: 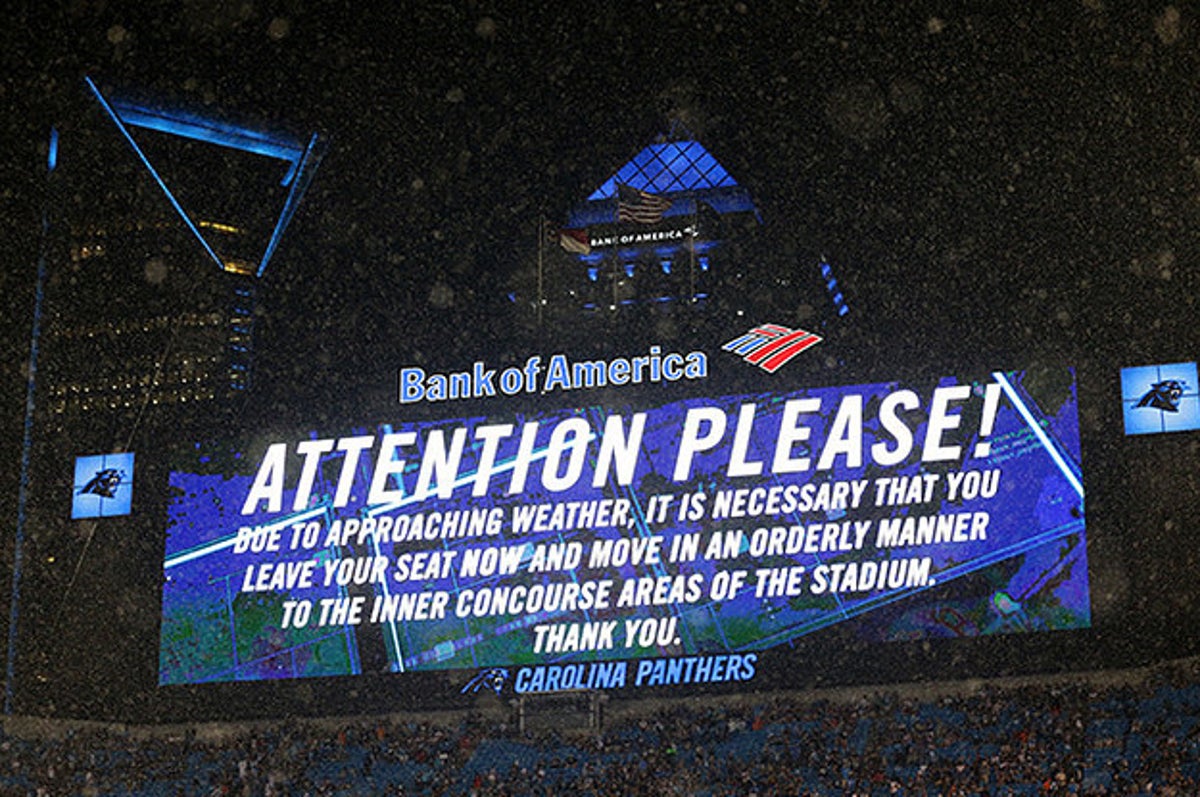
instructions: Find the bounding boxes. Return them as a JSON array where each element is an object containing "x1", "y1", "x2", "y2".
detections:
[{"x1": 2, "y1": 667, "x2": 1200, "y2": 795}]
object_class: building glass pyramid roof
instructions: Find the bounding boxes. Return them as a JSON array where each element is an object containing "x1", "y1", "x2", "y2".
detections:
[{"x1": 588, "y1": 140, "x2": 738, "y2": 200}]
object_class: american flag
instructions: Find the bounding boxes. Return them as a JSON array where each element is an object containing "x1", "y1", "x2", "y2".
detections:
[
  {"x1": 617, "y1": 183, "x2": 672, "y2": 225},
  {"x1": 546, "y1": 226, "x2": 591, "y2": 254}
]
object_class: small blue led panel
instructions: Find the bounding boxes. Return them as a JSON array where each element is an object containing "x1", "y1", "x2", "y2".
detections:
[
  {"x1": 72, "y1": 452, "x2": 135, "y2": 518},
  {"x1": 1120, "y1": 361, "x2": 1200, "y2": 436}
]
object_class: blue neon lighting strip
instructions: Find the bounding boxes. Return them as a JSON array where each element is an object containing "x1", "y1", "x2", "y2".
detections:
[
  {"x1": 86, "y1": 77, "x2": 228, "y2": 273},
  {"x1": 109, "y1": 103, "x2": 307, "y2": 178},
  {"x1": 257, "y1": 132, "x2": 323, "y2": 277},
  {"x1": 90, "y1": 78, "x2": 326, "y2": 279},
  {"x1": 992, "y1": 371, "x2": 1085, "y2": 499},
  {"x1": 47, "y1": 128, "x2": 58, "y2": 172}
]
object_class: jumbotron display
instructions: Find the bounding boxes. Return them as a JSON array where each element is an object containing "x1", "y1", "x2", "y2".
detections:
[{"x1": 159, "y1": 366, "x2": 1089, "y2": 691}]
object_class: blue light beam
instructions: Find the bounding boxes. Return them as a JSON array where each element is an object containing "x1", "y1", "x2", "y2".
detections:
[{"x1": 86, "y1": 77, "x2": 227, "y2": 272}]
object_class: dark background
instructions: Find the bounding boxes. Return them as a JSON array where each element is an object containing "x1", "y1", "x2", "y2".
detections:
[{"x1": 1, "y1": 2, "x2": 1198, "y2": 721}]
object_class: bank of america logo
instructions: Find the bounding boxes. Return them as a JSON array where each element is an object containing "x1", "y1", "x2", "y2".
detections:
[{"x1": 722, "y1": 324, "x2": 822, "y2": 373}]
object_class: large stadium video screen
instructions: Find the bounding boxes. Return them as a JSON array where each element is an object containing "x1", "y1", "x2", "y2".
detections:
[{"x1": 159, "y1": 365, "x2": 1088, "y2": 691}]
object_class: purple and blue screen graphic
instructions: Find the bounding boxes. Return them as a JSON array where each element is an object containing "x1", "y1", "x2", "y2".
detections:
[
  {"x1": 1121, "y1": 361, "x2": 1200, "y2": 436},
  {"x1": 159, "y1": 368, "x2": 1089, "y2": 686},
  {"x1": 72, "y1": 452, "x2": 135, "y2": 519}
]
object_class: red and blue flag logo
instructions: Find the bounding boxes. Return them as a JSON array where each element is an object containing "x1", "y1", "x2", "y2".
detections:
[{"x1": 722, "y1": 324, "x2": 822, "y2": 373}]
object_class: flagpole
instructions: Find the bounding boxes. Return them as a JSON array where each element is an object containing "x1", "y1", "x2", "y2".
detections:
[
  {"x1": 610, "y1": 191, "x2": 618, "y2": 314},
  {"x1": 690, "y1": 193, "x2": 698, "y2": 303},
  {"x1": 537, "y1": 216, "x2": 545, "y2": 329}
]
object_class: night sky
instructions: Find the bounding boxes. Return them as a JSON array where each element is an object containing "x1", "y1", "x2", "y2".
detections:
[{"x1": 2, "y1": 3, "x2": 1200, "y2": 719}]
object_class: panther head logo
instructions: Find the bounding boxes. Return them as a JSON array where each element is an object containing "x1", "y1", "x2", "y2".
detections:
[
  {"x1": 78, "y1": 468, "x2": 125, "y2": 499},
  {"x1": 461, "y1": 667, "x2": 508, "y2": 695},
  {"x1": 1136, "y1": 380, "x2": 1186, "y2": 413}
]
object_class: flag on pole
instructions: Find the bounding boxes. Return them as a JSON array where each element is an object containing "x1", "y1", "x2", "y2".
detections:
[
  {"x1": 547, "y1": 225, "x2": 591, "y2": 255},
  {"x1": 557, "y1": 227, "x2": 591, "y2": 254},
  {"x1": 617, "y1": 183, "x2": 672, "y2": 224}
]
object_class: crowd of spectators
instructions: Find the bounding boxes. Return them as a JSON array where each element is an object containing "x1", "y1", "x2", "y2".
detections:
[{"x1": 3, "y1": 663, "x2": 1200, "y2": 796}]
